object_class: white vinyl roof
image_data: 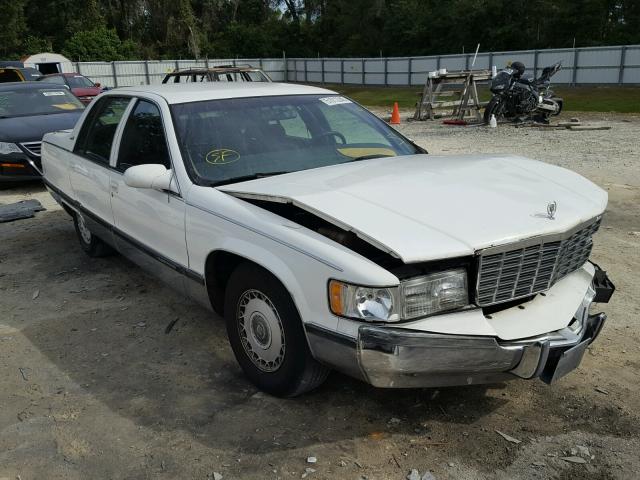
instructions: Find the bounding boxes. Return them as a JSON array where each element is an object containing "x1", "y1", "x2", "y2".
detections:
[{"x1": 114, "y1": 82, "x2": 338, "y2": 104}]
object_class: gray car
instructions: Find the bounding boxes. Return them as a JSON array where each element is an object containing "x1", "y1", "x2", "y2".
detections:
[{"x1": 0, "y1": 82, "x2": 84, "y2": 183}]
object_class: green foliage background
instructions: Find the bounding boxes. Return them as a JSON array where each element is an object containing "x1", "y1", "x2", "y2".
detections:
[{"x1": 1, "y1": 0, "x2": 639, "y2": 61}]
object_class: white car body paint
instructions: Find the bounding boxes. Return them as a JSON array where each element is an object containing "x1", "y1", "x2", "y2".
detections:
[
  {"x1": 219, "y1": 153, "x2": 607, "y2": 263},
  {"x1": 40, "y1": 82, "x2": 610, "y2": 390}
]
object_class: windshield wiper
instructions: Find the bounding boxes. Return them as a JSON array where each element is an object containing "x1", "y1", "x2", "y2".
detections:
[
  {"x1": 348, "y1": 154, "x2": 395, "y2": 162},
  {"x1": 208, "y1": 171, "x2": 290, "y2": 187}
]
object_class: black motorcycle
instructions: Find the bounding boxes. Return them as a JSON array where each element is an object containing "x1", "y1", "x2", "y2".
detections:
[{"x1": 484, "y1": 61, "x2": 563, "y2": 124}]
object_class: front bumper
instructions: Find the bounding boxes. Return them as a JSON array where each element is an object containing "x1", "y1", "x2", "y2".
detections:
[
  {"x1": 0, "y1": 152, "x2": 42, "y2": 182},
  {"x1": 306, "y1": 268, "x2": 613, "y2": 388},
  {"x1": 356, "y1": 311, "x2": 605, "y2": 388}
]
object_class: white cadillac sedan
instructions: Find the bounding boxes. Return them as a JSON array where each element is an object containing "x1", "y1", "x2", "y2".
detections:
[{"x1": 42, "y1": 83, "x2": 614, "y2": 397}]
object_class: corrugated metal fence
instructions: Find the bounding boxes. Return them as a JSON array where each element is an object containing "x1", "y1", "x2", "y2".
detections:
[{"x1": 60, "y1": 45, "x2": 639, "y2": 88}]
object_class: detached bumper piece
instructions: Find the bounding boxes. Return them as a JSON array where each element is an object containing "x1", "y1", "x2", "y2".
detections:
[
  {"x1": 357, "y1": 312, "x2": 606, "y2": 388},
  {"x1": 592, "y1": 265, "x2": 615, "y2": 303}
]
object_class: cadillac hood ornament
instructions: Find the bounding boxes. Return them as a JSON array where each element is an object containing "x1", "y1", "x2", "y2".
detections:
[{"x1": 547, "y1": 201, "x2": 557, "y2": 220}]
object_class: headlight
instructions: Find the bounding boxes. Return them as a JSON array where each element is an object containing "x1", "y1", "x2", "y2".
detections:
[
  {"x1": 399, "y1": 268, "x2": 468, "y2": 319},
  {"x1": 329, "y1": 280, "x2": 399, "y2": 322},
  {"x1": 329, "y1": 268, "x2": 468, "y2": 322},
  {"x1": 0, "y1": 142, "x2": 22, "y2": 155}
]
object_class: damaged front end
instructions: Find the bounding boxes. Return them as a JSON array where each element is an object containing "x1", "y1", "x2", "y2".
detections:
[
  {"x1": 307, "y1": 268, "x2": 613, "y2": 388},
  {"x1": 223, "y1": 188, "x2": 614, "y2": 389}
]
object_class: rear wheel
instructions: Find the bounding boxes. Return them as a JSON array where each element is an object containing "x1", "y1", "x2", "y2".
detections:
[
  {"x1": 484, "y1": 96, "x2": 506, "y2": 124},
  {"x1": 73, "y1": 211, "x2": 113, "y2": 257},
  {"x1": 224, "y1": 263, "x2": 330, "y2": 397}
]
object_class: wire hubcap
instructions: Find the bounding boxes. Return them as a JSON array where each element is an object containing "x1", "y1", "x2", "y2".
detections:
[
  {"x1": 77, "y1": 213, "x2": 92, "y2": 244},
  {"x1": 237, "y1": 289, "x2": 285, "y2": 372}
]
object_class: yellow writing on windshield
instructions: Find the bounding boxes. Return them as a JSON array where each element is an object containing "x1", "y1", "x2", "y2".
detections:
[{"x1": 205, "y1": 149, "x2": 240, "y2": 165}]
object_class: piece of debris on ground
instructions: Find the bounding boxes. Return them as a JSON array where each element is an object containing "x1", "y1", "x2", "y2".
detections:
[{"x1": 0, "y1": 199, "x2": 45, "y2": 223}]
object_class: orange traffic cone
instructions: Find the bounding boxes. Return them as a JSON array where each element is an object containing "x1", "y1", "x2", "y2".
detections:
[{"x1": 390, "y1": 102, "x2": 401, "y2": 125}]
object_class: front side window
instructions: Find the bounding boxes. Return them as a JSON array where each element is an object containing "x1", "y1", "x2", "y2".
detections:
[
  {"x1": 171, "y1": 94, "x2": 420, "y2": 186},
  {"x1": 75, "y1": 96, "x2": 130, "y2": 164},
  {"x1": 117, "y1": 100, "x2": 170, "y2": 172}
]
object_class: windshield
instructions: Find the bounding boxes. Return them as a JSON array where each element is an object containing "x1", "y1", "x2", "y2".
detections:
[
  {"x1": 0, "y1": 88, "x2": 84, "y2": 117},
  {"x1": 67, "y1": 75, "x2": 95, "y2": 88},
  {"x1": 172, "y1": 94, "x2": 421, "y2": 186}
]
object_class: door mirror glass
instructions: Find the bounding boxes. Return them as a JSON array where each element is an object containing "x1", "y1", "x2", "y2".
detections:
[{"x1": 123, "y1": 164, "x2": 176, "y2": 193}]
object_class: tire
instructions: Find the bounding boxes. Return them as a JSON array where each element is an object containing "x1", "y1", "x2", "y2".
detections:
[
  {"x1": 551, "y1": 97, "x2": 563, "y2": 116},
  {"x1": 484, "y1": 96, "x2": 505, "y2": 124},
  {"x1": 224, "y1": 263, "x2": 330, "y2": 397},
  {"x1": 73, "y1": 211, "x2": 113, "y2": 257}
]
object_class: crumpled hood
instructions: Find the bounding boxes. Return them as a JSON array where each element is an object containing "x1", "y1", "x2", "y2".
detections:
[{"x1": 219, "y1": 154, "x2": 607, "y2": 263}]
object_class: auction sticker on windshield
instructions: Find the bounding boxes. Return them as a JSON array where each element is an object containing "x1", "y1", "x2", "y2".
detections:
[{"x1": 319, "y1": 96, "x2": 351, "y2": 106}]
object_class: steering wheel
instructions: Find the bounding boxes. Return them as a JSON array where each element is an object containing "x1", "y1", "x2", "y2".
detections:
[{"x1": 315, "y1": 131, "x2": 347, "y2": 144}]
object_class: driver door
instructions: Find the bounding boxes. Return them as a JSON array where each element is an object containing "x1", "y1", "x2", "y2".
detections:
[{"x1": 108, "y1": 98, "x2": 189, "y2": 288}]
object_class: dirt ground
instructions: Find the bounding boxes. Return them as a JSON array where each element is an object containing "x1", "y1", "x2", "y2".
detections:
[{"x1": 1, "y1": 112, "x2": 639, "y2": 480}]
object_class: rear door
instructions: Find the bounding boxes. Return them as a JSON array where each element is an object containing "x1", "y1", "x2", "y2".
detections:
[
  {"x1": 69, "y1": 96, "x2": 133, "y2": 231},
  {"x1": 108, "y1": 98, "x2": 189, "y2": 282}
]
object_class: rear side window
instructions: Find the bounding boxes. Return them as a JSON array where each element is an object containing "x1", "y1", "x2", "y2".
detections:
[
  {"x1": 117, "y1": 100, "x2": 170, "y2": 172},
  {"x1": 75, "y1": 96, "x2": 130, "y2": 165}
]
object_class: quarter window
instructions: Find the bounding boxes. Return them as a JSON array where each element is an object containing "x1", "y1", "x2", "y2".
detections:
[
  {"x1": 117, "y1": 100, "x2": 170, "y2": 172},
  {"x1": 75, "y1": 96, "x2": 130, "y2": 164}
]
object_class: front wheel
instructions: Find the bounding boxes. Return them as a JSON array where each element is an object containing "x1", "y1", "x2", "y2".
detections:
[
  {"x1": 484, "y1": 96, "x2": 506, "y2": 124},
  {"x1": 224, "y1": 263, "x2": 330, "y2": 397},
  {"x1": 551, "y1": 97, "x2": 563, "y2": 116},
  {"x1": 73, "y1": 211, "x2": 113, "y2": 257}
]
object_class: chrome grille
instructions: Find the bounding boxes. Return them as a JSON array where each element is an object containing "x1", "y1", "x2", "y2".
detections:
[
  {"x1": 476, "y1": 218, "x2": 601, "y2": 306},
  {"x1": 20, "y1": 141, "x2": 42, "y2": 157}
]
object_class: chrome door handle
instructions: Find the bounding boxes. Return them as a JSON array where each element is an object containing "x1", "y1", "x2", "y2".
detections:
[{"x1": 110, "y1": 182, "x2": 118, "y2": 195}]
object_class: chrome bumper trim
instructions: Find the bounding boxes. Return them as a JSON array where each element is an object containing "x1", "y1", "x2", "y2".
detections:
[
  {"x1": 306, "y1": 279, "x2": 610, "y2": 389},
  {"x1": 355, "y1": 312, "x2": 606, "y2": 388}
]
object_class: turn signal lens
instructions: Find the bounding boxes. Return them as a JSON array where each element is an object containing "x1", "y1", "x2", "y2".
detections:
[{"x1": 329, "y1": 280, "x2": 345, "y2": 316}]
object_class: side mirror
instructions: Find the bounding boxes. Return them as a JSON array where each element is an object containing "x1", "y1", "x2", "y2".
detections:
[
  {"x1": 123, "y1": 164, "x2": 178, "y2": 193},
  {"x1": 94, "y1": 82, "x2": 101, "y2": 88}
]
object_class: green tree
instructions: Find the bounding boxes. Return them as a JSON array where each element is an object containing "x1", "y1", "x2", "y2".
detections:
[
  {"x1": 62, "y1": 27, "x2": 133, "y2": 61},
  {"x1": 22, "y1": 35, "x2": 53, "y2": 55},
  {"x1": 2, "y1": 0, "x2": 639, "y2": 61},
  {"x1": 0, "y1": 0, "x2": 27, "y2": 59}
]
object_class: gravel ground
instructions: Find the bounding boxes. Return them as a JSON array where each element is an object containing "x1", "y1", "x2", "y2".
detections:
[{"x1": 1, "y1": 111, "x2": 639, "y2": 480}]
